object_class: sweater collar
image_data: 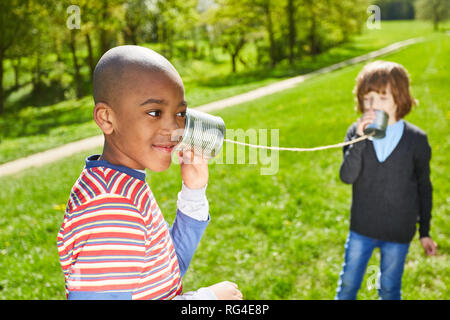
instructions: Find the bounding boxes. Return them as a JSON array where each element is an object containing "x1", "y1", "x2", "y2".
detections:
[{"x1": 85, "y1": 154, "x2": 146, "y2": 181}]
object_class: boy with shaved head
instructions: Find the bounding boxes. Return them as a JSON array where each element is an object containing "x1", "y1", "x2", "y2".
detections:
[{"x1": 57, "y1": 46, "x2": 242, "y2": 300}]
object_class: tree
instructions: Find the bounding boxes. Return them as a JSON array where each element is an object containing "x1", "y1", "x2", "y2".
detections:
[
  {"x1": 47, "y1": 1, "x2": 84, "y2": 99},
  {"x1": 73, "y1": 0, "x2": 102, "y2": 80},
  {"x1": 153, "y1": 0, "x2": 199, "y2": 59},
  {"x1": 243, "y1": 0, "x2": 287, "y2": 67},
  {"x1": 286, "y1": 0, "x2": 298, "y2": 65},
  {"x1": 293, "y1": 0, "x2": 366, "y2": 58},
  {"x1": 302, "y1": 0, "x2": 326, "y2": 56},
  {"x1": 205, "y1": 0, "x2": 260, "y2": 72},
  {"x1": 68, "y1": 30, "x2": 84, "y2": 98},
  {"x1": 123, "y1": 0, "x2": 150, "y2": 45},
  {"x1": 374, "y1": 0, "x2": 415, "y2": 20},
  {"x1": 260, "y1": 0, "x2": 277, "y2": 67},
  {"x1": 415, "y1": 0, "x2": 450, "y2": 31},
  {"x1": 326, "y1": 0, "x2": 367, "y2": 43}
]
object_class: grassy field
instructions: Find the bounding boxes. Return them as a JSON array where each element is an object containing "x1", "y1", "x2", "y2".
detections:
[
  {"x1": 0, "y1": 20, "x2": 446, "y2": 164},
  {"x1": 0, "y1": 29, "x2": 448, "y2": 299}
]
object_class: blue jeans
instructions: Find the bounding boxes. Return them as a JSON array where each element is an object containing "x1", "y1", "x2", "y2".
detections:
[{"x1": 335, "y1": 231, "x2": 410, "y2": 300}]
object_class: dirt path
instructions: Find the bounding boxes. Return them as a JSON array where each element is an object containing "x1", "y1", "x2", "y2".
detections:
[{"x1": 0, "y1": 37, "x2": 423, "y2": 177}]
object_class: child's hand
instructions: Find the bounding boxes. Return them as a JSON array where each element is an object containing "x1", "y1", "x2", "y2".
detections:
[
  {"x1": 208, "y1": 281, "x2": 243, "y2": 300},
  {"x1": 178, "y1": 148, "x2": 209, "y2": 189},
  {"x1": 356, "y1": 109, "x2": 376, "y2": 136},
  {"x1": 420, "y1": 237, "x2": 437, "y2": 256}
]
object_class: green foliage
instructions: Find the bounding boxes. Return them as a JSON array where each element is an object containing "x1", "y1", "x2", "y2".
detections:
[
  {"x1": 374, "y1": 0, "x2": 415, "y2": 20},
  {"x1": 0, "y1": 0, "x2": 370, "y2": 113},
  {"x1": 0, "y1": 20, "x2": 440, "y2": 164},
  {"x1": 0, "y1": 33, "x2": 448, "y2": 299},
  {"x1": 415, "y1": 0, "x2": 450, "y2": 30}
]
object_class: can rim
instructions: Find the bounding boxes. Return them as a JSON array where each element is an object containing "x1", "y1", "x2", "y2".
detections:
[
  {"x1": 174, "y1": 108, "x2": 192, "y2": 151},
  {"x1": 175, "y1": 108, "x2": 226, "y2": 157}
]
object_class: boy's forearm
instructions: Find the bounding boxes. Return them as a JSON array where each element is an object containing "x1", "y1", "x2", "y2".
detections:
[
  {"x1": 340, "y1": 135, "x2": 367, "y2": 184},
  {"x1": 415, "y1": 136, "x2": 433, "y2": 238},
  {"x1": 418, "y1": 185, "x2": 432, "y2": 238},
  {"x1": 417, "y1": 168, "x2": 432, "y2": 238},
  {"x1": 169, "y1": 183, "x2": 210, "y2": 276}
]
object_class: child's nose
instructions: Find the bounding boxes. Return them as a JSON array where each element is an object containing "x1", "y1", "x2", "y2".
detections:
[
  {"x1": 160, "y1": 117, "x2": 180, "y2": 136},
  {"x1": 368, "y1": 96, "x2": 375, "y2": 108}
]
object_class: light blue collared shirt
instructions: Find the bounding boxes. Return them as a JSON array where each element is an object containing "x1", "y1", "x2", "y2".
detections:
[{"x1": 372, "y1": 119, "x2": 405, "y2": 162}]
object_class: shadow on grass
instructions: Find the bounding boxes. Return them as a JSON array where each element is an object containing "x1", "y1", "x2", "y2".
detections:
[
  {"x1": 193, "y1": 45, "x2": 369, "y2": 88},
  {"x1": 5, "y1": 77, "x2": 93, "y2": 114}
]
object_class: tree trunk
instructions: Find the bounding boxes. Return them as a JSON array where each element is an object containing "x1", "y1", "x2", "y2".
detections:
[
  {"x1": 0, "y1": 50, "x2": 4, "y2": 114},
  {"x1": 32, "y1": 52, "x2": 43, "y2": 97},
  {"x1": 99, "y1": 29, "x2": 109, "y2": 57},
  {"x1": 231, "y1": 52, "x2": 237, "y2": 73},
  {"x1": 432, "y1": 1, "x2": 440, "y2": 31},
  {"x1": 287, "y1": 0, "x2": 296, "y2": 65},
  {"x1": 124, "y1": 24, "x2": 138, "y2": 45},
  {"x1": 130, "y1": 25, "x2": 138, "y2": 45},
  {"x1": 309, "y1": 13, "x2": 318, "y2": 57},
  {"x1": 85, "y1": 33, "x2": 95, "y2": 80},
  {"x1": 12, "y1": 57, "x2": 21, "y2": 89},
  {"x1": 54, "y1": 34, "x2": 63, "y2": 63},
  {"x1": 69, "y1": 31, "x2": 83, "y2": 98},
  {"x1": 208, "y1": 39, "x2": 215, "y2": 62},
  {"x1": 264, "y1": 1, "x2": 276, "y2": 67},
  {"x1": 229, "y1": 36, "x2": 246, "y2": 73},
  {"x1": 191, "y1": 27, "x2": 198, "y2": 59},
  {"x1": 166, "y1": 24, "x2": 173, "y2": 59},
  {"x1": 305, "y1": 0, "x2": 319, "y2": 58},
  {"x1": 99, "y1": 0, "x2": 110, "y2": 57},
  {"x1": 159, "y1": 20, "x2": 168, "y2": 57}
]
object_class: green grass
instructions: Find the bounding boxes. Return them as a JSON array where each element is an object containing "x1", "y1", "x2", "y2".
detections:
[
  {"x1": 1, "y1": 20, "x2": 446, "y2": 164},
  {"x1": 0, "y1": 31, "x2": 448, "y2": 299}
]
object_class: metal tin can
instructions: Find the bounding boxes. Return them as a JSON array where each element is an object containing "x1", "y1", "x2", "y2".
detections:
[
  {"x1": 173, "y1": 108, "x2": 225, "y2": 159},
  {"x1": 364, "y1": 109, "x2": 389, "y2": 139}
]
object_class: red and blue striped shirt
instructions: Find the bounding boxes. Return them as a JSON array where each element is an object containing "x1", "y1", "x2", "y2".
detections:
[{"x1": 57, "y1": 155, "x2": 184, "y2": 300}]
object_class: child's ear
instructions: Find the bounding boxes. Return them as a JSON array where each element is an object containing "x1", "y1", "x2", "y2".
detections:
[{"x1": 93, "y1": 102, "x2": 115, "y2": 135}]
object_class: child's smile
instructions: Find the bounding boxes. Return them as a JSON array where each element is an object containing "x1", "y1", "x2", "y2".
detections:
[
  {"x1": 99, "y1": 67, "x2": 187, "y2": 172},
  {"x1": 152, "y1": 142, "x2": 177, "y2": 154}
]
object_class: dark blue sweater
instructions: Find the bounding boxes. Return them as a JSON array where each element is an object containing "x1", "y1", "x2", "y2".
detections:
[{"x1": 340, "y1": 121, "x2": 432, "y2": 244}]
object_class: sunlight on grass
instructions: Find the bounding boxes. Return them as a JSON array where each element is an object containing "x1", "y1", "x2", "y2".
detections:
[{"x1": 0, "y1": 32, "x2": 448, "y2": 299}]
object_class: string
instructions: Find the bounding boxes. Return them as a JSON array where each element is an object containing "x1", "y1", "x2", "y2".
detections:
[{"x1": 223, "y1": 133, "x2": 372, "y2": 152}]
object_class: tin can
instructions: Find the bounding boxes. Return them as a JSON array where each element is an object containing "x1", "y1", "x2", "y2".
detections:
[
  {"x1": 364, "y1": 109, "x2": 389, "y2": 139},
  {"x1": 173, "y1": 108, "x2": 225, "y2": 159}
]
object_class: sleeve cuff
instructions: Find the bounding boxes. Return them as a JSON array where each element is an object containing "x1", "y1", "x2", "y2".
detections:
[
  {"x1": 177, "y1": 182, "x2": 209, "y2": 221},
  {"x1": 419, "y1": 220, "x2": 430, "y2": 239},
  {"x1": 419, "y1": 230, "x2": 430, "y2": 238},
  {"x1": 349, "y1": 134, "x2": 367, "y2": 151},
  {"x1": 173, "y1": 287, "x2": 218, "y2": 300},
  {"x1": 179, "y1": 182, "x2": 207, "y2": 201}
]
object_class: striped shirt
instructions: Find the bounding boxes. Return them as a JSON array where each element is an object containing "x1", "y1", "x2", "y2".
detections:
[{"x1": 57, "y1": 155, "x2": 183, "y2": 300}]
